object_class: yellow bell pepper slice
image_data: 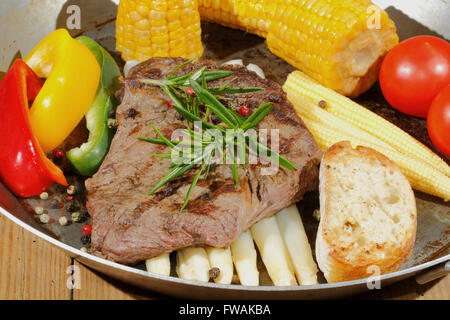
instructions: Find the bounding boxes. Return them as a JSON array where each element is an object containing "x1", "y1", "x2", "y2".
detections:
[{"x1": 24, "y1": 29, "x2": 101, "y2": 152}]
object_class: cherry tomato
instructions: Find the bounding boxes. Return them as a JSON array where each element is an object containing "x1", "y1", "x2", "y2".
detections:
[
  {"x1": 427, "y1": 84, "x2": 450, "y2": 157},
  {"x1": 379, "y1": 36, "x2": 450, "y2": 118}
]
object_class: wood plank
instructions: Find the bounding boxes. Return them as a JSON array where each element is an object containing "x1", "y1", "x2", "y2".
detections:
[
  {"x1": 416, "y1": 275, "x2": 450, "y2": 300},
  {"x1": 355, "y1": 274, "x2": 450, "y2": 300},
  {"x1": 72, "y1": 260, "x2": 163, "y2": 300},
  {"x1": 0, "y1": 214, "x2": 72, "y2": 300}
]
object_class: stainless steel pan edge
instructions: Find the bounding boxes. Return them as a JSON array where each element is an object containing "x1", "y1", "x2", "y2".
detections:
[{"x1": 1, "y1": 206, "x2": 448, "y2": 299}]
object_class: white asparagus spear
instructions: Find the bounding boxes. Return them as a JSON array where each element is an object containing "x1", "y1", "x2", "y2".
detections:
[
  {"x1": 145, "y1": 253, "x2": 171, "y2": 276},
  {"x1": 205, "y1": 247, "x2": 234, "y2": 284},
  {"x1": 276, "y1": 205, "x2": 319, "y2": 285},
  {"x1": 230, "y1": 230, "x2": 259, "y2": 286},
  {"x1": 250, "y1": 216, "x2": 297, "y2": 286},
  {"x1": 176, "y1": 247, "x2": 211, "y2": 282}
]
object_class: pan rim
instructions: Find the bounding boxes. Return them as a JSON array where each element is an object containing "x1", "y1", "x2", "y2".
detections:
[{"x1": 1, "y1": 204, "x2": 448, "y2": 292}]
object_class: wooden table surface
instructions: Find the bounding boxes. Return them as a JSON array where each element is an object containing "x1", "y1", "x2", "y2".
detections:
[{"x1": 1, "y1": 214, "x2": 448, "y2": 300}]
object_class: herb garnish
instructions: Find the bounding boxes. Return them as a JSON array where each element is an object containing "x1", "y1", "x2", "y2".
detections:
[{"x1": 138, "y1": 60, "x2": 296, "y2": 210}]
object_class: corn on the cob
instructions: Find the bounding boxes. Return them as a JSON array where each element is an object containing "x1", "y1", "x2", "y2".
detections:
[
  {"x1": 117, "y1": 0, "x2": 397, "y2": 96},
  {"x1": 198, "y1": 0, "x2": 398, "y2": 97},
  {"x1": 301, "y1": 116, "x2": 450, "y2": 201},
  {"x1": 284, "y1": 70, "x2": 450, "y2": 178},
  {"x1": 266, "y1": 0, "x2": 398, "y2": 97},
  {"x1": 116, "y1": 0, "x2": 204, "y2": 62},
  {"x1": 198, "y1": 0, "x2": 271, "y2": 38}
]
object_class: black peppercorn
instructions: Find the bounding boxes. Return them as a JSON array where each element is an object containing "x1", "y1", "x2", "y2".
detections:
[
  {"x1": 108, "y1": 108, "x2": 116, "y2": 118},
  {"x1": 127, "y1": 108, "x2": 138, "y2": 119},
  {"x1": 50, "y1": 199, "x2": 60, "y2": 209},
  {"x1": 208, "y1": 267, "x2": 221, "y2": 280},
  {"x1": 65, "y1": 201, "x2": 78, "y2": 212},
  {"x1": 81, "y1": 235, "x2": 91, "y2": 245}
]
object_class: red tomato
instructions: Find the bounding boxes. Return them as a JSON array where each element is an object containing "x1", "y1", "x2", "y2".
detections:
[
  {"x1": 427, "y1": 84, "x2": 450, "y2": 157},
  {"x1": 379, "y1": 35, "x2": 450, "y2": 118}
]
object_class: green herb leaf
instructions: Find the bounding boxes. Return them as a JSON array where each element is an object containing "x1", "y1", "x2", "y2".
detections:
[
  {"x1": 210, "y1": 87, "x2": 264, "y2": 95},
  {"x1": 167, "y1": 58, "x2": 194, "y2": 79},
  {"x1": 240, "y1": 102, "x2": 273, "y2": 131},
  {"x1": 150, "y1": 154, "x2": 172, "y2": 159},
  {"x1": 171, "y1": 70, "x2": 233, "y2": 85},
  {"x1": 149, "y1": 163, "x2": 196, "y2": 195},
  {"x1": 180, "y1": 160, "x2": 207, "y2": 211},
  {"x1": 189, "y1": 79, "x2": 241, "y2": 128},
  {"x1": 247, "y1": 136, "x2": 296, "y2": 170},
  {"x1": 151, "y1": 125, "x2": 176, "y2": 148}
]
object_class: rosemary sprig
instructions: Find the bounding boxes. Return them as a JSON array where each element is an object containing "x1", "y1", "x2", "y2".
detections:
[{"x1": 138, "y1": 60, "x2": 296, "y2": 210}]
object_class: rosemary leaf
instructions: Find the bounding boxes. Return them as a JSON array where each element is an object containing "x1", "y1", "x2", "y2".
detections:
[
  {"x1": 138, "y1": 137, "x2": 204, "y2": 148},
  {"x1": 227, "y1": 145, "x2": 239, "y2": 187},
  {"x1": 152, "y1": 125, "x2": 176, "y2": 148},
  {"x1": 180, "y1": 160, "x2": 207, "y2": 211},
  {"x1": 140, "y1": 79, "x2": 175, "y2": 86},
  {"x1": 162, "y1": 86, "x2": 223, "y2": 132},
  {"x1": 247, "y1": 136, "x2": 296, "y2": 170},
  {"x1": 183, "y1": 66, "x2": 207, "y2": 85},
  {"x1": 167, "y1": 58, "x2": 194, "y2": 79},
  {"x1": 236, "y1": 130, "x2": 246, "y2": 168},
  {"x1": 201, "y1": 69, "x2": 207, "y2": 89},
  {"x1": 172, "y1": 70, "x2": 233, "y2": 86},
  {"x1": 150, "y1": 154, "x2": 172, "y2": 159},
  {"x1": 189, "y1": 79, "x2": 240, "y2": 128},
  {"x1": 204, "y1": 152, "x2": 213, "y2": 180},
  {"x1": 240, "y1": 102, "x2": 273, "y2": 131},
  {"x1": 149, "y1": 163, "x2": 196, "y2": 195},
  {"x1": 210, "y1": 87, "x2": 264, "y2": 95}
]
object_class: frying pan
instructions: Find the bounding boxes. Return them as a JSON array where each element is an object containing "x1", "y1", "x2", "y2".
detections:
[{"x1": 0, "y1": 0, "x2": 448, "y2": 299}]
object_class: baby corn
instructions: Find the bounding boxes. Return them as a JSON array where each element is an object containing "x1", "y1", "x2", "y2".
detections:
[
  {"x1": 116, "y1": 0, "x2": 203, "y2": 61},
  {"x1": 284, "y1": 81, "x2": 395, "y2": 152},
  {"x1": 301, "y1": 117, "x2": 450, "y2": 201},
  {"x1": 284, "y1": 71, "x2": 450, "y2": 178}
]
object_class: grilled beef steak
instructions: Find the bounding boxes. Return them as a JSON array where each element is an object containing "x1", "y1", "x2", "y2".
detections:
[{"x1": 85, "y1": 58, "x2": 321, "y2": 264}]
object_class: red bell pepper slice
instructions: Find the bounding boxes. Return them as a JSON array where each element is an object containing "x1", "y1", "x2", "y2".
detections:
[{"x1": 0, "y1": 60, "x2": 67, "y2": 197}]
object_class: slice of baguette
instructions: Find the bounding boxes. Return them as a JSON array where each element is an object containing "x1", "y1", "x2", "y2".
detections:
[{"x1": 316, "y1": 141, "x2": 417, "y2": 283}]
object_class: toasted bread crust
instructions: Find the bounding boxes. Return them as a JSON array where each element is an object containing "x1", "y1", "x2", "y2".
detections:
[{"x1": 316, "y1": 141, "x2": 417, "y2": 283}]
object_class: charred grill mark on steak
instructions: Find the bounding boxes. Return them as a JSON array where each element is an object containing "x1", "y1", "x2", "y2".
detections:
[
  {"x1": 126, "y1": 108, "x2": 139, "y2": 119},
  {"x1": 153, "y1": 177, "x2": 190, "y2": 202},
  {"x1": 186, "y1": 196, "x2": 218, "y2": 215},
  {"x1": 128, "y1": 125, "x2": 142, "y2": 136},
  {"x1": 85, "y1": 57, "x2": 321, "y2": 264},
  {"x1": 199, "y1": 192, "x2": 212, "y2": 201},
  {"x1": 268, "y1": 92, "x2": 281, "y2": 103},
  {"x1": 270, "y1": 106, "x2": 301, "y2": 127},
  {"x1": 255, "y1": 181, "x2": 262, "y2": 202}
]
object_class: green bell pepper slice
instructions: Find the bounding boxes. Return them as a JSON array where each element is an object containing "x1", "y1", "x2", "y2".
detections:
[{"x1": 67, "y1": 36, "x2": 121, "y2": 176}]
